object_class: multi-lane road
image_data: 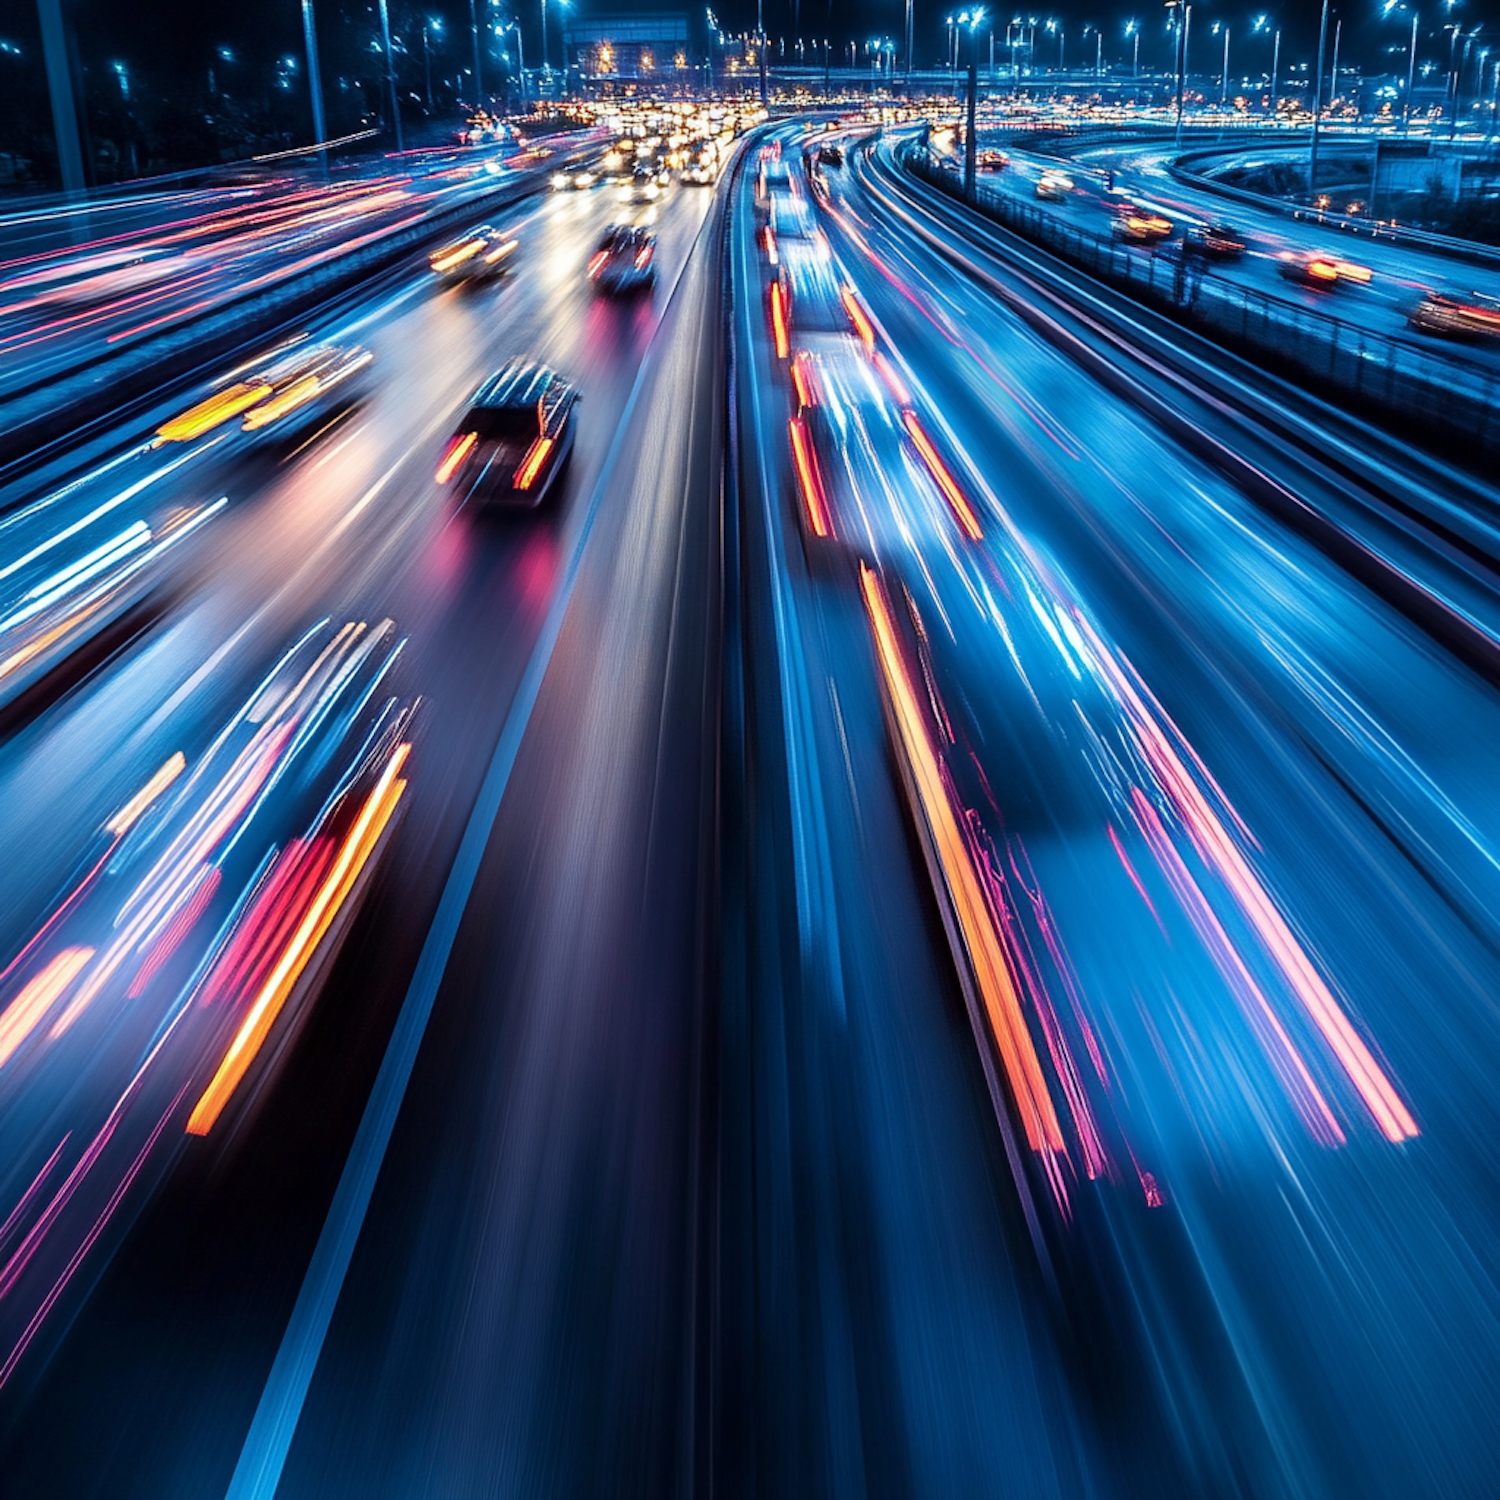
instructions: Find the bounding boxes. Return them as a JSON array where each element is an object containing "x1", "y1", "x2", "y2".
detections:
[{"x1": 3, "y1": 119, "x2": 1500, "y2": 1499}]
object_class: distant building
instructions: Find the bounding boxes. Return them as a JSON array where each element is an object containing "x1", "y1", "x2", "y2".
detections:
[{"x1": 562, "y1": 12, "x2": 695, "y2": 85}]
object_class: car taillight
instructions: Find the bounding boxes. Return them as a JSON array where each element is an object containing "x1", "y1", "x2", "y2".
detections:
[
  {"x1": 588, "y1": 250, "x2": 609, "y2": 278},
  {"x1": 435, "y1": 431, "x2": 477, "y2": 484},
  {"x1": 513, "y1": 435, "x2": 554, "y2": 490},
  {"x1": 769, "y1": 280, "x2": 790, "y2": 360},
  {"x1": 902, "y1": 411, "x2": 982, "y2": 541},
  {"x1": 788, "y1": 417, "x2": 832, "y2": 538},
  {"x1": 634, "y1": 246, "x2": 653, "y2": 269}
]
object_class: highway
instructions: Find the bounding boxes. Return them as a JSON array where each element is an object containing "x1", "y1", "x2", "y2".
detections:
[
  {"x1": 4, "y1": 114, "x2": 1500, "y2": 1499},
  {"x1": 964, "y1": 129, "x2": 1500, "y2": 369}
]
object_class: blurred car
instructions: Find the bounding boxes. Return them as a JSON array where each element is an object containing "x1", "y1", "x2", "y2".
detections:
[
  {"x1": 1184, "y1": 221, "x2": 1247, "y2": 260},
  {"x1": 156, "y1": 340, "x2": 373, "y2": 445},
  {"x1": 1277, "y1": 251, "x2": 1372, "y2": 290},
  {"x1": 682, "y1": 156, "x2": 717, "y2": 185},
  {"x1": 588, "y1": 226, "x2": 657, "y2": 295},
  {"x1": 629, "y1": 165, "x2": 663, "y2": 202},
  {"x1": 976, "y1": 148, "x2": 1009, "y2": 171},
  {"x1": 435, "y1": 360, "x2": 577, "y2": 507},
  {"x1": 771, "y1": 241, "x2": 876, "y2": 371},
  {"x1": 769, "y1": 192, "x2": 820, "y2": 245},
  {"x1": 428, "y1": 223, "x2": 519, "y2": 283},
  {"x1": 756, "y1": 153, "x2": 792, "y2": 215},
  {"x1": 817, "y1": 142, "x2": 845, "y2": 166},
  {"x1": 550, "y1": 168, "x2": 598, "y2": 190},
  {"x1": 1035, "y1": 170, "x2": 1074, "y2": 201},
  {"x1": 1407, "y1": 290, "x2": 1500, "y2": 341},
  {"x1": 1112, "y1": 204, "x2": 1174, "y2": 244}
]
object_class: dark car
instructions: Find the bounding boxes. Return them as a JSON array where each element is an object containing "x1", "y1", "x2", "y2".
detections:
[
  {"x1": 1185, "y1": 222, "x2": 1247, "y2": 260},
  {"x1": 817, "y1": 143, "x2": 844, "y2": 166},
  {"x1": 435, "y1": 360, "x2": 577, "y2": 507},
  {"x1": 589, "y1": 226, "x2": 657, "y2": 295},
  {"x1": 1408, "y1": 290, "x2": 1500, "y2": 341}
]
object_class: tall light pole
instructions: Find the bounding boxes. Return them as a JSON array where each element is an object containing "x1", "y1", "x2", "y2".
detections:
[
  {"x1": 422, "y1": 17, "x2": 438, "y2": 110},
  {"x1": 1271, "y1": 26, "x2": 1281, "y2": 121},
  {"x1": 468, "y1": 0, "x2": 483, "y2": 105},
  {"x1": 961, "y1": 8, "x2": 984, "y2": 195},
  {"x1": 1329, "y1": 17, "x2": 1341, "y2": 111},
  {"x1": 301, "y1": 0, "x2": 329, "y2": 170},
  {"x1": 1126, "y1": 19, "x2": 1139, "y2": 80},
  {"x1": 1406, "y1": 9, "x2": 1420, "y2": 134},
  {"x1": 1219, "y1": 23, "x2": 1230, "y2": 105},
  {"x1": 905, "y1": 0, "x2": 914, "y2": 84},
  {"x1": 507, "y1": 20, "x2": 527, "y2": 106},
  {"x1": 377, "y1": 0, "x2": 403, "y2": 149},
  {"x1": 1309, "y1": 0, "x2": 1329, "y2": 199},
  {"x1": 35, "y1": 0, "x2": 87, "y2": 195}
]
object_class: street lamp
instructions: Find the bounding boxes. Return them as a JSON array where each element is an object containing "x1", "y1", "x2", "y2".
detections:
[
  {"x1": 1382, "y1": 0, "x2": 1422, "y2": 136},
  {"x1": 422, "y1": 17, "x2": 440, "y2": 110},
  {"x1": 376, "y1": 0, "x2": 403, "y2": 150},
  {"x1": 959, "y1": 8, "x2": 985, "y2": 195},
  {"x1": 1125, "y1": 19, "x2": 1139, "y2": 80},
  {"x1": 300, "y1": 0, "x2": 329, "y2": 171}
]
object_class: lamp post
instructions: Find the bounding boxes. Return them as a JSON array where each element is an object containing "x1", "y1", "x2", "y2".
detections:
[
  {"x1": 1220, "y1": 23, "x2": 1230, "y2": 105},
  {"x1": 377, "y1": 0, "x2": 403, "y2": 150},
  {"x1": 300, "y1": 0, "x2": 329, "y2": 172},
  {"x1": 1329, "y1": 17, "x2": 1341, "y2": 111},
  {"x1": 1167, "y1": 0, "x2": 1190, "y2": 140},
  {"x1": 1272, "y1": 25, "x2": 1281, "y2": 120},
  {"x1": 959, "y1": 9, "x2": 984, "y2": 195},
  {"x1": 1125, "y1": 19, "x2": 1139, "y2": 80},
  {"x1": 422, "y1": 17, "x2": 438, "y2": 109},
  {"x1": 1308, "y1": 0, "x2": 1329, "y2": 199},
  {"x1": 468, "y1": 0, "x2": 483, "y2": 104}
]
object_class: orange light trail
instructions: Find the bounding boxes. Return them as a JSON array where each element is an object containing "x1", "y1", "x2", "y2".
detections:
[
  {"x1": 514, "y1": 436, "x2": 554, "y2": 490},
  {"x1": 106, "y1": 751, "x2": 187, "y2": 837},
  {"x1": 901, "y1": 412, "x2": 983, "y2": 541},
  {"x1": 789, "y1": 352, "x2": 816, "y2": 409},
  {"x1": 788, "y1": 418, "x2": 832, "y2": 538},
  {"x1": 769, "y1": 280, "x2": 790, "y2": 359},
  {"x1": 861, "y1": 566, "x2": 1063, "y2": 1156},
  {"x1": 435, "y1": 431, "x2": 477, "y2": 484},
  {"x1": 841, "y1": 286, "x2": 875, "y2": 352},
  {"x1": 186, "y1": 744, "x2": 410, "y2": 1137},
  {"x1": 0, "y1": 948, "x2": 95, "y2": 1070},
  {"x1": 1075, "y1": 613, "x2": 1418, "y2": 1143}
]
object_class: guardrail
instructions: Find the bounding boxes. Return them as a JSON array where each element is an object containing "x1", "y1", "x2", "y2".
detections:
[
  {"x1": 1168, "y1": 143, "x2": 1500, "y2": 270},
  {"x1": 904, "y1": 145, "x2": 1500, "y2": 460}
]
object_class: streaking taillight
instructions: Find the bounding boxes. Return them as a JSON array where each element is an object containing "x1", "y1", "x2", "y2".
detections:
[
  {"x1": 789, "y1": 352, "x2": 816, "y2": 409},
  {"x1": 634, "y1": 246, "x2": 653, "y2": 269},
  {"x1": 588, "y1": 250, "x2": 609, "y2": 278},
  {"x1": 841, "y1": 286, "x2": 875, "y2": 353},
  {"x1": 788, "y1": 417, "x2": 832, "y2": 538},
  {"x1": 435, "y1": 431, "x2": 477, "y2": 484},
  {"x1": 514, "y1": 435, "x2": 554, "y2": 490},
  {"x1": 901, "y1": 411, "x2": 983, "y2": 541},
  {"x1": 769, "y1": 280, "x2": 790, "y2": 360}
]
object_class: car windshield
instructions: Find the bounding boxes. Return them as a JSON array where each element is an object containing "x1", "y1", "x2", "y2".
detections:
[{"x1": 465, "y1": 401, "x2": 541, "y2": 441}]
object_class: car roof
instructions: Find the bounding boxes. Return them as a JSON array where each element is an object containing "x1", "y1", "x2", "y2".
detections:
[{"x1": 471, "y1": 360, "x2": 565, "y2": 410}]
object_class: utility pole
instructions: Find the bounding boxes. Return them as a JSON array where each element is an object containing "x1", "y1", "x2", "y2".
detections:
[
  {"x1": 1309, "y1": 0, "x2": 1329, "y2": 200},
  {"x1": 1220, "y1": 25, "x2": 1229, "y2": 105},
  {"x1": 422, "y1": 21, "x2": 434, "y2": 109},
  {"x1": 378, "y1": 0, "x2": 403, "y2": 150},
  {"x1": 301, "y1": 0, "x2": 329, "y2": 174},
  {"x1": 35, "y1": 0, "x2": 87, "y2": 195}
]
